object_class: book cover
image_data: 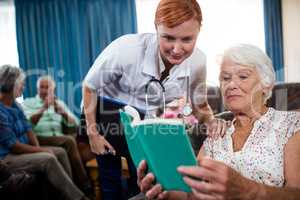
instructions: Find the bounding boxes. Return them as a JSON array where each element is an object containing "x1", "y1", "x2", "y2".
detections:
[{"x1": 120, "y1": 110, "x2": 197, "y2": 192}]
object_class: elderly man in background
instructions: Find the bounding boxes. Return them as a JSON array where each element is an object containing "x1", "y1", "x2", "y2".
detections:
[
  {"x1": 22, "y1": 75, "x2": 92, "y2": 195},
  {"x1": 0, "y1": 65, "x2": 89, "y2": 200}
]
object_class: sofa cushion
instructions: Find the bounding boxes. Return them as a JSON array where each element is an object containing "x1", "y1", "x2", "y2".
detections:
[{"x1": 267, "y1": 82, "x2": 300, "y2": 111}]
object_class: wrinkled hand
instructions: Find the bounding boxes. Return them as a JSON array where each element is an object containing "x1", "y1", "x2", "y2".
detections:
[
  {"x1": 88, "y1": 132, "x2": 115, "y2": 155},
  {"x1": 178, "y1": 157, "x2": 256, "y2": 200},
  {"x1": 137, "y1": 160, "x2": 169, "y2": 199},
  {"x1": 54, "y1": 100, "x2": 65, "y2": 115},
  {"x1": 43, "y1": 94, "x2": 55, "y2": 109},
  {"x1": 206, "y1": 118, "x2": 230, "y2": 139}
]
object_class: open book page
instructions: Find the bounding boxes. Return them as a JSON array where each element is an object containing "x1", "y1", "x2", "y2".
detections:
[
  {"x1": 123, "y1": 105, "x2": 141, "y2": 124},
  {"x1": 124, "y1": 105, "x2": 184, "y2": 126}
]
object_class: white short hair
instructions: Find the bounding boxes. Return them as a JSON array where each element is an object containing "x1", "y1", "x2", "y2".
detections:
[
  {"x1": 222, "y1": 44, "x2": 276, "y2": 102},
  {"x1": 0, "y1": 64, "x2": 25, "y2": 93},
  {"x1": 37, "y1": 75, "x2": 56, "y2": 89}
]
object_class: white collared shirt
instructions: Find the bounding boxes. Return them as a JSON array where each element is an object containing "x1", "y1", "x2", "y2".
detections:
[{"x1": 84, "y1": 33, "x2": 207, "y2": 111}]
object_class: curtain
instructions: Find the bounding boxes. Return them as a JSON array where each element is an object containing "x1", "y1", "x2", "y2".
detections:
[
  {"x1": 15, "y1": 0, "x2": 137, "y2": 114},
  {"x1": 263, "y1": 0, "x2": 284, "y2": 82}
]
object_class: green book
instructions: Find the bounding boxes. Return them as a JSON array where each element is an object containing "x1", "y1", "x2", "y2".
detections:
[{"x1": 120, "y1": 110, "x2": 197, "y2": 192}]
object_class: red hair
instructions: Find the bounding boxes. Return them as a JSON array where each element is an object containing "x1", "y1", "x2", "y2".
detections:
[{"x1": 154, "y1": 0, "x2": 202, "y2": 28}]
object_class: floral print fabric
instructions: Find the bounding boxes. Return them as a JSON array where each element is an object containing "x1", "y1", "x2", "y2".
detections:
[{"x1": 204, "y1": 108, "x2": 300, "y2": 187}]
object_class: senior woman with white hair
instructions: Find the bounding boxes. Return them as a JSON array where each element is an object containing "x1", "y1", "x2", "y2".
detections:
[{"x1": 137, "y1": 44, "x2": 300, "y2": 200}]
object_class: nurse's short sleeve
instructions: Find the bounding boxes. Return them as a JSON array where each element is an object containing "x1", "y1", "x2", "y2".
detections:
[{"x1": 84, "y1": 40, "x2": 122, "y2": 91}]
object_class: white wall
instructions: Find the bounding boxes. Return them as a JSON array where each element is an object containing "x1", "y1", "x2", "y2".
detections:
[{"x1": 282, "y1": 0, "x2": 300, "y2": 82}]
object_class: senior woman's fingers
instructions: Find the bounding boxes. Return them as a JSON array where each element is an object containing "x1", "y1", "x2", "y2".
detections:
[
  {"x1": 183, "y1": 176, "x2": 225, "y2": 194},
  {"x1": 198, "y1": 157, "x2": 228, "y2": 175},
  {"x1": 157, "y1": 191, "x2": 169, "y2": 199},
  {"x1": 137, "y1": 160, "x2": 148, "y2": 186},
  {"x1": 177, "y1": 165, "x2": 219, "y2": 183},
  {"x1": 140, "y1": 173, "x2": 156, "y2": 193},
  {"x1": 145, "y1": 184, "x2": 163, "y2": 199}
]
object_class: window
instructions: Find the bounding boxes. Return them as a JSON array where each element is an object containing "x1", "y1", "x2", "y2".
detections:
[
  {"x1": 0, "y1": 0, "x2": 19, "y2": 67},
  {"x1": 0, "y1": 0, "x2": 22, "y2": 102},
  {"x1": 136, "y1": 0, "x2": 265, "y2": 86}
]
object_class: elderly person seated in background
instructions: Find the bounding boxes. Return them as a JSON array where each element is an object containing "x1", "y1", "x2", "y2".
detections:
[
  {"x1": 138, "y1": 44, "x2": 300, "y2": 200},
  {"x1": 22, "y1": 75, "x2": 92, "y2": 194},
  {"x1": 0, "y1": 65, "x2": 89, "y2": 200}
]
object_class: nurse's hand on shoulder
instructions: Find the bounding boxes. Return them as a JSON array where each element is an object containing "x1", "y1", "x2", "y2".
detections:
[
  {"x1": 87, "y1": 127, "x2": 115, "y2": 155},
  {"x1": 206, "y1": 118, "x2": 230, "y2": 140},
  {"x1": 137, "y1": 160, "x2": 169, "y2": 199}
]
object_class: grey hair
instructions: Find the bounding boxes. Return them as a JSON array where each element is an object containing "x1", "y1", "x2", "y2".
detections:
[
  {"x1": 222, "y1": 44, "x2": 276, "y2": 102},
  {"x1": 37, "y1": 75, "x2": 56, "y2": 89},
  {"x1": 0, "y1": 64, "x2": 25, "y2": 93}
]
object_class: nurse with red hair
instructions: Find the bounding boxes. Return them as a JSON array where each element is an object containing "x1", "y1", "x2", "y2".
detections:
[{"x1": 83, "y1": 1, "x2": 226, "y2": 199}]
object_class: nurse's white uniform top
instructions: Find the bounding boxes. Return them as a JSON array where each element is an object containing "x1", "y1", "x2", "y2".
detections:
[{"x1": 84, "y1": 33, "x2": 207, "y2": 111}]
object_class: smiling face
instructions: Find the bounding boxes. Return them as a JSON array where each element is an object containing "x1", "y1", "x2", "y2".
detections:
[
  {"x1": 219, "y1": 59, "x2": 266, "y2": 114},
  {"x1": 157, "y1": 18, "x2": 200, "y2": 68}
]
